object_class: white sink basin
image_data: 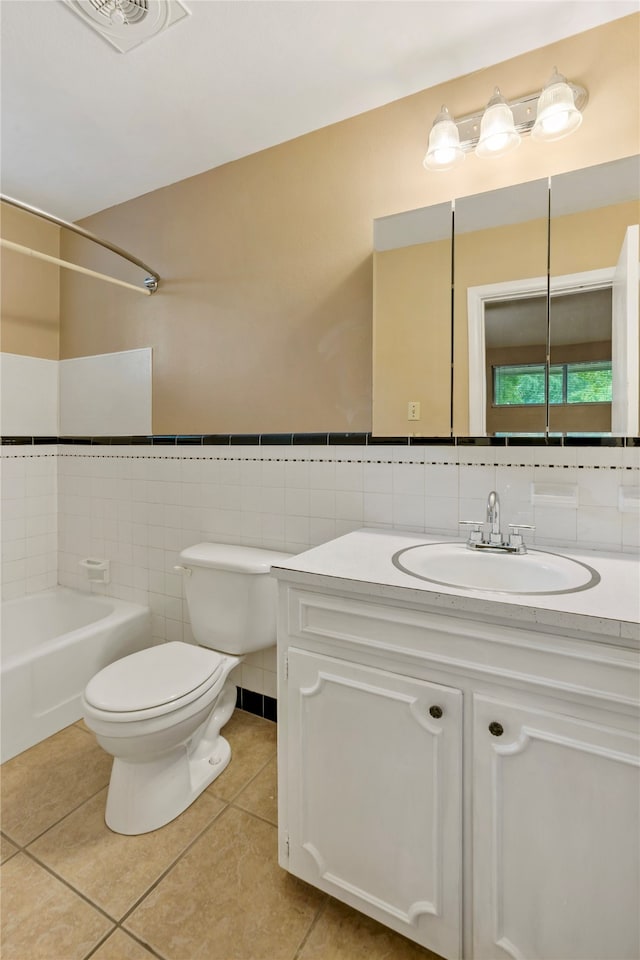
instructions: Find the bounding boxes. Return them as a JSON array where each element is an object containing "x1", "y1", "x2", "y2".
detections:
[{"x1": 392, "y1": 542, "x2": 600, "y2": 596}]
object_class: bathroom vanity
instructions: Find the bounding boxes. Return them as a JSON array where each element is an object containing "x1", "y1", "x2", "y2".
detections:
[{"x1": 272, "y1": 529, "x2": 640, "y2": 960}]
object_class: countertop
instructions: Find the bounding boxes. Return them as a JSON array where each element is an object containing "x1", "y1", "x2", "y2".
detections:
[{"x1": 272, "y1": 529, "x2": 640, "y2": 648}]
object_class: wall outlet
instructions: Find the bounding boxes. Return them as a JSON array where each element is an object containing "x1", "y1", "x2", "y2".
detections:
[{"x1": 407, "y1": 401, "x2": 421, "y2": 421}]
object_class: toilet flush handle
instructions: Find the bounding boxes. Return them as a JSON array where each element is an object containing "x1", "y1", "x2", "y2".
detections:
[{"x1": 173, "y1": 564, "x2": 192, "y2": 577}]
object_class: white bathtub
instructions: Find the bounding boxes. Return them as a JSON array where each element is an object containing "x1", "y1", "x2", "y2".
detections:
[{"x1": 1, "y1": 587, "x2": 151, "y2": 762}]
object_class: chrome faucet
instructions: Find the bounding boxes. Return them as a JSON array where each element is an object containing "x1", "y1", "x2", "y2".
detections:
[
  {"x1": 487, "y1": 490, "x2": 500, "y2": 539},
  {"x1": 458, "y1": 490, "x2": 535, "y2": 554}
]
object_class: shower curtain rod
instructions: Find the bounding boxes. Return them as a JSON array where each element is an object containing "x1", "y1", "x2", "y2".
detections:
[{"x1": 0, "y1": 194, "x2": 159, "y2": 294}]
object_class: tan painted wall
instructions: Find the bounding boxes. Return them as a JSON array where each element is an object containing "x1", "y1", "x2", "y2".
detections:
[
  {"x1": 59, "y1": 15, "x2": 639, "y2": 433},
  {"x1": 0, "y1": 203, "x2": 60, "y2": 359},
  {"x1": 373, "y1": 240, "x2": 451, "y2": 436}
]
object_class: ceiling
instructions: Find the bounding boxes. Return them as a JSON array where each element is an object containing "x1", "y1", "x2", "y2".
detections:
[{"x1": 0, "y1": 0, "x2": 637, "y2": 222}]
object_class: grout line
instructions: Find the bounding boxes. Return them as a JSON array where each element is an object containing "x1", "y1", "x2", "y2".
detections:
[
  {"x1": 24, "y1": 797, "x2": 231, "y2": 933},
  {"x1": 81, "y1": 928, "x2": 125, "y2": 960},
  {"x1": 5, "y1": 784, "x2": 109, "y2": 852},
  {"x1": 115, "y1": 929, "x2": 168, "y2": 960},
  {"x1": 117, "y1": 800, "x2": 231, "y2": 927},
  {"x1": 227, "y1": 758, "x2": 278, "y2": 828},
  {"x1": 210, "y1": 748, "x2": 277, "y2": 807},
  {"x1": 0, "y1": 831, "x2": 21, "y2": 864},
  {"x1": 21, "y1": 847, "x2": 117, "y2": 926},
  {"x1": 292, "y1": 893, "x2": 330, "y2": 960},
  {"x1": 82, "y1": 927, "x2": 166, "y2": 960}
]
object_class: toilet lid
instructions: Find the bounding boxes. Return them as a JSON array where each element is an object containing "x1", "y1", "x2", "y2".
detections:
[{"x1": 84, "y1": 641, "x2": 225, "y2": 713}]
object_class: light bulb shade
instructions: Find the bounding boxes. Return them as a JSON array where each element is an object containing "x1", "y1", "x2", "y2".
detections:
[
  {"x1": 475, "y1": 88, "x2": 521, "y2": 159},
  {"x1": 423, "y1": 106, "x2": 464, "y2": 171},
  {"x1": 532, "y1": 68, "x2": 582, "y2": 142}
]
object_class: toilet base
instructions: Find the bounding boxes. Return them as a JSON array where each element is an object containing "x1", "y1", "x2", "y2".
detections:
[{"x1": 105, "y1": 734, "x2": 231, "y2": 835}]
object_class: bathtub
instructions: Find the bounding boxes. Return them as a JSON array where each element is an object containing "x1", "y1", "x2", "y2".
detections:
[{"x1": 1, "y1": 587, "x2": 151, "y2": 763}]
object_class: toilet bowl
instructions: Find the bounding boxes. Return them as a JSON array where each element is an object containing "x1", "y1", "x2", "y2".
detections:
[{"x1": 82, "y1": 543, "x2": 292, "y2": 835}]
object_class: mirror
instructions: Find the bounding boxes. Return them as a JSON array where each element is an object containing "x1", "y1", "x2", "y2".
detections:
[
  {"x1": 549, "y1": 156, "x2": 640, "y2": 437},
  {"x1": 372, "y1": 154, "x2": 640, "y2": 440},
  {"x1": 373, "y1": 202, "x2": 453, "y2": 437},
  {"x1": 454, "y1": 178, "x2": 549, "y2": 436}
]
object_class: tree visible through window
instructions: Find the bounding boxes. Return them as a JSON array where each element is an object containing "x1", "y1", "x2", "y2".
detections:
[{"x1": 493, "y1": 361, "x2": 612, "y2": 406}]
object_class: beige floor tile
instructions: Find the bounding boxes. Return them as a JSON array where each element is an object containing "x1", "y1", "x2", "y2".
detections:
[
  {"x1": 207, "y1": 710, "x2": 277, "y2": 801},
  {"x1": 234, "y1": 756, "x2": 277, "y2": 824},
  {"x1": 0, "y1": 853, "x2": 113, "y2": 960},
  {"x1": 125, "y1": 806, "x2": 324, "y2": 960},
  {"x1": 29, "y1": 787, "x2": 226, "y2": 920},
  {"x1": 298, "y1": 898, "x2": 444, "y2": 960},
  {"x1": 90, "y1": 929, "x2": 159, "y2": 960},
  {"x1": 0, "y1": 835, "x2": 19, "y2": 864},
  {"x1": 0, "y1": 724, "x2": 112, "y2": 846}
]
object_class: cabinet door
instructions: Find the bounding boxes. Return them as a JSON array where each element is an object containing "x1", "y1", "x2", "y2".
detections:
[
  {"x1": 286, "y1": 647, "x2": 462, "y2": 959},
  {"x1": 473, "y1": 694, "x2": 640, "y2": 960}
]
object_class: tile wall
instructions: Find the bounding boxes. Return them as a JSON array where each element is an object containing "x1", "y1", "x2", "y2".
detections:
[
  {"x1": 2, "y1": 440, "x2": 639, "y2": 698},
  {"x1": 1, "y1": 445, "x2": 58, "y2": 600}
]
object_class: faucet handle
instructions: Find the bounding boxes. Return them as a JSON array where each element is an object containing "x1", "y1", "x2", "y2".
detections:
[
  {"x1": 508, "y1": 523, "x2": 535, "y2": 548},
  {"x1": 459, "y1": 520, "x2": 484, "y2": 543}
]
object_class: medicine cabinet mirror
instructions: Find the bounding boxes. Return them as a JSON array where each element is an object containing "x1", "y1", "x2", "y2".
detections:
[{"x1": 372, "y1": 154, "x2": 639, "y2": 440}]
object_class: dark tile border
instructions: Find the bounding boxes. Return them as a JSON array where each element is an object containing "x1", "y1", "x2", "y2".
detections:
[
  {"x1": 230, "y1": 435, "x2": 260, "y2": 445},
  {"x1": 292, "y1": 433, "x2": 329, "y2": 445},
  {"x1": 367, "y1": 436, "x2": 410, "y2": 445},
  {"x1": 329, "y1": 433, "x2": 368, "y2": 445},
  {"x1": 503, "y1": 436, "x2": 561, "y2": 446},
  {"x1": 260, "y1": 434, "x2": 294, "y2": 445},
  {"x1": 409, "y1": 437, "x2": 455, "y2": 446},
  {"x1": 457, "y1": 437, "x2": 507, "y2": 446},
  {"x1": 234, "y1": 686, "x2": 277, "y2": 722},
  {"x1": 563, "y1": 436, "x2": 625, "y2": 447},
  {"x1": 263, "y1": 696, "x2": 278, "y2": 722},
  {"x1": 3, "y1": 433, "x2": 639, "y2": 447}
]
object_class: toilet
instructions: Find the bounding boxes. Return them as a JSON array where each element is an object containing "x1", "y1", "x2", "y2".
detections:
[{"x1": 82, "y1": 543, "x2": 292, "y2": 836}]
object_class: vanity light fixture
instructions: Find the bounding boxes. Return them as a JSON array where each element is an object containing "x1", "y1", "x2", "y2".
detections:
[
  {"x1": 423, "y1": 105, "x2": 465, "y2": 171},
  {"x1": 475, "y1": 88, "x2": 521, "y2": 159},
  {"x1": 423, "y1": 68, "x2": 588, "y2": 171},
  {"x1": 531, "y1": 67, "x2": 584, "y2": 142}
]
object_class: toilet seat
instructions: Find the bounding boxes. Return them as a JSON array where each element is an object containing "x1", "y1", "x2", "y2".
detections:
[{"x1": 84, "y1": 641, "x2": 228, "y2": 722}]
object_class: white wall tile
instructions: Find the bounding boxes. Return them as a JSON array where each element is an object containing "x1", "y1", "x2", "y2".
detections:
[
  {"x1": 1, "y1": 448, "x2": 58, "y2": 598},
  {"x1": 43, "y1": 441, "x2": 637, "y2": 699},
  {"x1": 425, "y1": 463, "x2": 458, "y2": 499}
]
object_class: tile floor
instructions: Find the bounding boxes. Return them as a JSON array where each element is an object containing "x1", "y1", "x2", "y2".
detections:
[{"x1": 1, "y1": 710, "x2": 442, "y2": 960}]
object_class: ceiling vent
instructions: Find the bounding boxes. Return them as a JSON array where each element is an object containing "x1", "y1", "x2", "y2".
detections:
[{"x1": 62, "y1": 0, "x2": 190, "y2": 53}]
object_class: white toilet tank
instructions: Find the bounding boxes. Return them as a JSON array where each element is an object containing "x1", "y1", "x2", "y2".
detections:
[{"x1": 177, "y1": 543, "x2": 293, "y2": 655}]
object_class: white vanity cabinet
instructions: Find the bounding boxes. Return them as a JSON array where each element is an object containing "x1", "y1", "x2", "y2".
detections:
[
  {"x1": 275, "y1": 564, "x2": 640, "y2": 960},
  {"x1": 471, "y1": 692, "x2": 640, "y2": 960},
  {"x1": 285, "y1": 647, "x2": 463, "y2": 959}
]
